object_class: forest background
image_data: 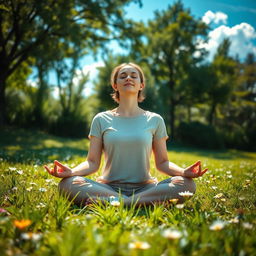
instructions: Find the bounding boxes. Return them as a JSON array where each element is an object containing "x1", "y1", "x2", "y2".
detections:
[{"x1": 1, "y1": 0, "x2": 255, "y2": 151}]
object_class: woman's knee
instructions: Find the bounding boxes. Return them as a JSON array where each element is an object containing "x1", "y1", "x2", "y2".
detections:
[
  {"x1": 58, "y1": 176, "x2": 88, "y2": 192},
  {"x1": 171, "y1": 176, "x2": 196, "y2": 193}
]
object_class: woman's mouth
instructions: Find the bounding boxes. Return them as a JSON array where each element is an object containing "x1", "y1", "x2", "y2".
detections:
[{"x1": 124, "y1": 82, "x2": 134, "y2": 86}]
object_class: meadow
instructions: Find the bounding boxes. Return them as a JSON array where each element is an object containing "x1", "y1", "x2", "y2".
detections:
[{"x1": 0, "y1": 127, "x2": 255, "y2": 256}]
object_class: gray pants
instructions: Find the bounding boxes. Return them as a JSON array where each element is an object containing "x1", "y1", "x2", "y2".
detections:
[{"x1": 58, "y1": 176, "x2": 196, "y2": 206}]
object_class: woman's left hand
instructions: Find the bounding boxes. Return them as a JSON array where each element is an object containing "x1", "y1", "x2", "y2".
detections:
[{"x1": 183, "y1": 160, "x2": 208, "y2": 178}]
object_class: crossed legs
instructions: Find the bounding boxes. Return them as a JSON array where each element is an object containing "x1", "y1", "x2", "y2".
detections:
[{"x1": 58, "y1": 176, "x2": 196, "y2": 206}]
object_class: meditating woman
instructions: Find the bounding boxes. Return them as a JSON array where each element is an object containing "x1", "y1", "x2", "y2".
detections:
[{"x1": 44, "y1": 62, "x2": 207, "y2": 206}]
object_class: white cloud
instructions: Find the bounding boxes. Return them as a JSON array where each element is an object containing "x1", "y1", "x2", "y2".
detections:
[
  {"x1": 199, "y1": 14, "x2": 256, "y2": 61},
  {"x1": 202, "y1": 11, "x2": 228, "y2": 25}
]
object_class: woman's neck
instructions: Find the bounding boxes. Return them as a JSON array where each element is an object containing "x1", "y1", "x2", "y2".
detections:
[{"x1": 113, "y1": 98, "x2": 143, "y2": 117}]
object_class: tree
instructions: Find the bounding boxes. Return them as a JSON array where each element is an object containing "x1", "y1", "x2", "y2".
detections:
[
  {"x1": 142, "y1": 1, "x2": 208, "y2": 138},
  {"x1": 207, "y1": 39, "x2": 237, "y2": 125},
  {"x1": 0, "y1": 0, "x2": 142, "y2": 125}
]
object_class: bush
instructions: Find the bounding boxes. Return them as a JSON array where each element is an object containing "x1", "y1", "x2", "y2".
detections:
[
  {"x1": 177, "y1": 121, "x2": 224, "y2": 149},
  {"x1": 50, "y1": 114, "x2": 88, "y2": 138}
]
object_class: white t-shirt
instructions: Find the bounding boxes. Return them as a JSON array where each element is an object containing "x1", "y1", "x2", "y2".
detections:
[{"x1": 88, "y1": 111, "x2": 168, "y2": 184}]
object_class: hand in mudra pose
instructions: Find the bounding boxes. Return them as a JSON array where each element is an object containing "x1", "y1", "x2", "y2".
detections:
[
  {"x1": 183, "y1": 161, "x2": 208, "y2": 178},
  {"x1": 44, "y1": 160, "x2": 72, "y2": 178}
]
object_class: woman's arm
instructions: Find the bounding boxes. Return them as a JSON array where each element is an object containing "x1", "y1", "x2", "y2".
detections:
[
  {"x1": 152, "y1": 138, "x2": 184, "y2": 176},
  {"x1": 44, "y1": 136, "x2": 103, "y2": 178},
  {"x1": 70, "y1": 136, "x2": 103, "y2": 176},
  {"x1": 152, "y1": 138, "x2": 208, "y2": 178}
]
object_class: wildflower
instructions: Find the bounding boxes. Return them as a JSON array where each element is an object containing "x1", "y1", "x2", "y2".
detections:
[
  {"x1": 178, "y1": 191, "x2": 193, "y2": 198},
  {"x1": 9, "y1": 167, "x2": 17, "y2": 171},
  {"x1": 239, "y1": 196, "x2": 245, "y2": 201},
  {"x1": 128, "y1": 241, "x2": 150, "y2": 250},
  {"x1": 169, "y1": 198, "x2": 179, "y2": 204},
  {"x1": 227, "y1": 175, "x2": 232, "y2": 179},
  {"x1": 176, "y1": 204, "x2": 184, "y2": 209},
  {"x1": 211, "y1": 186, "x2": 217, "y2": 190},
  {"x1": 26, "y1": 187, "x2": 33, "y2": 192},
  {"x1": 39, "y1": 188, "x2": 47, "y2": 192},
  {"x1": 110, "y1": 201, "x2": 120, "y2": 207},
  {"x1": 162, "y1": 229, "x2": 182, "y2": 240},
  {"x1": 242, "y1": 222, "x2": 253, "y2": 229},
  {"x1": 21, "y1": 232, "x2": 42, "y2": 241},
  {"x1": 17, "y1": 170, "x2": 23, "y2": 175},
  {"x1": 14, "y1": 219, "x2": 32, "y2": 230},
  {"x1": 0, "y1": 208, "x2": 10, "y2": 216},
  {"x1": 226, "y1": 171, "x2": 231, "y2": 174},
  {"x1": 36, "y1": 203, "x2": 46, "y2": 209},
  {"x1": 214, "y1": 193, "x2": 223, "y2": 199},
  {"x1": 45, "y1": 179, "x2": 53, "y2": 183},
  {"x1": 30, "y1": 182, "x2": 37, "y2": 186},
  {"x1": 209, "y1": 220, "x2": 226, "y2": 231},
  {"x1": 220, "y1": 198, "x2": 226, "y2": 202},
  {"x1": 229, "y1": 217, "x2": 239, "y2": 224},
  {"x1": 12, "y1": 187, "x2": 18, "y2": 191}
]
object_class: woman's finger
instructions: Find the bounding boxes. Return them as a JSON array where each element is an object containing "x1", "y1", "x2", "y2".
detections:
[
  {"x1": 54, "y1": 160, "x2": 65, "y2": 169},
  {"x1": 201, "y1": 168, "x2": 208, "y2": 176},
  {"x1": 53, "y1": 164, "x2": 58, "y2": 176},
  {"x1": 44, "y1": 165, "x2": 51, "y2": 174},
  {"x1": 44, "y1": 165, "x2": 55, "y2": 176}
]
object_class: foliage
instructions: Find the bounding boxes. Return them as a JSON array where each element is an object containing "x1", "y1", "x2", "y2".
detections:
[
  {"x1": 177, "y1": 121, "x2": 224, "y2": 149},
  {"x1": 140, "y1": 0, "x2": 209, "y2": 138},
  {"x1": 0, "y1": 0, "x2": 142, "y2": 124},
  {"x1": 0, "y1": 128, "x2": 255, "y2": 255}
]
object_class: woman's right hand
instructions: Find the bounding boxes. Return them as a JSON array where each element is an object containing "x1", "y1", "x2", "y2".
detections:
[{"x1": 44, "y1": 160, "x2": 73, "y2": 178}]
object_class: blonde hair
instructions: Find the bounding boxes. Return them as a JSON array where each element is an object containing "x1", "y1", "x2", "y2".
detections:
[{"x1": 110, "y1": 62, "x2": 146, "y2": 103}]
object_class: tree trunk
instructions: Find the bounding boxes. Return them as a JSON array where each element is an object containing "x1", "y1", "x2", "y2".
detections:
[
  {"x1": 208, "y1": 103, "x2": 216, "y2": 125},
  {"x1": 0, "y1": 73, "x2": 7, "y2": 126},
  {"x1": 170, "y1": 100, "x2": 176, "y2": 140},
  {"x1": 187, "y1": 105, "x2": 191, "y2": 123},
  {"x1": 33, "y1": 66, "x2": 48, "y2": 125}
]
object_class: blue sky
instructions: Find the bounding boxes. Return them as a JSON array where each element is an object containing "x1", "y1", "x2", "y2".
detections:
[
  {"x1": 33, "y1": 0, "x2": 256, "y2": 97},
  {"x1": 125, "y1": 0, "x2": 256, "y2": 28}
]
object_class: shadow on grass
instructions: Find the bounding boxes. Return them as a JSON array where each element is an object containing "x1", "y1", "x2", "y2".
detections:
[
  {"x1": 0, "y1": 126, "x2": 88, "y2": 164},
  {"x1": 167, "y1": 142, "x2": 256, "y2": 160}
]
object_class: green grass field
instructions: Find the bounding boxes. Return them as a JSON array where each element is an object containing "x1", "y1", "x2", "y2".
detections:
[{"x1": 0, "y1": 127, "x2": 255, "y2": 256}]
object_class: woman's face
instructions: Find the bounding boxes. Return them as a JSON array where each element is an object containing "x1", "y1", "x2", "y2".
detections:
[{"x1": 114, "y1": 65, "x2": 144, "y2": 97}]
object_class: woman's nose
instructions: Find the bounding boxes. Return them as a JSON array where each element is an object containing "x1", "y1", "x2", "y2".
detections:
[{"x1": 126, "y1": 75, "x2": 132, "y2": 80}]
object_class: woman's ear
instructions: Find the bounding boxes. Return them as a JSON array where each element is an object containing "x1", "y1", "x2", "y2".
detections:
[
  {"x1": 112, "y1": 84, "x2": 117, "y2": 91},
  {"x1": 140, "y1": 83, "x2": 145, "y2": 90}
]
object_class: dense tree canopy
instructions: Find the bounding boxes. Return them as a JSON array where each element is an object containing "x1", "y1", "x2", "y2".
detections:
[{"x1": 0, "y1": 0, "x2": 142, "y2": 124}]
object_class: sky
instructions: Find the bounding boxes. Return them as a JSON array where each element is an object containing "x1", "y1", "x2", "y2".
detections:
[{"x1": 37, "y1": 0, "x2": 256, "y2": 97}]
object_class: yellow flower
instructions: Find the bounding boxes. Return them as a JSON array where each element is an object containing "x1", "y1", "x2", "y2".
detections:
[
  {"x1": 169, "y1": 199, "x2": 179, "y2": 204},
  {"x1": 128, "y1": 241, "x2": 150, "y2": 250},
  {"x1": 14, "y1": 219, "x2": 32, "y2": 230}
]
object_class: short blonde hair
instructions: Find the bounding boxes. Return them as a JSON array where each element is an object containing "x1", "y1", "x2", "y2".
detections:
[{"x1": 110, "y1": 62, "x2": 146, "y2": 103}]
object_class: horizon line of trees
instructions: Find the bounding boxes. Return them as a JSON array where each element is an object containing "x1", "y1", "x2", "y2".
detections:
[{"x1": 1, "y1": 0, "x2": 256, "y2": 151}]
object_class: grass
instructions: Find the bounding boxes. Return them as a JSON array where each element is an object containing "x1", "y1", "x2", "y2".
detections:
[{"x1": 0, "y1": 126, "x2": 255, "y2": 256}]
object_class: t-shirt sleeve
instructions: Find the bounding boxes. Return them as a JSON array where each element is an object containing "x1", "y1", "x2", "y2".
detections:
[
  {"x1": 154, "y1": 116, "x2": 169, "y2": 140},
  {"x1": 88, "y1": 115, "x2": 102, "y2": 139}
]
